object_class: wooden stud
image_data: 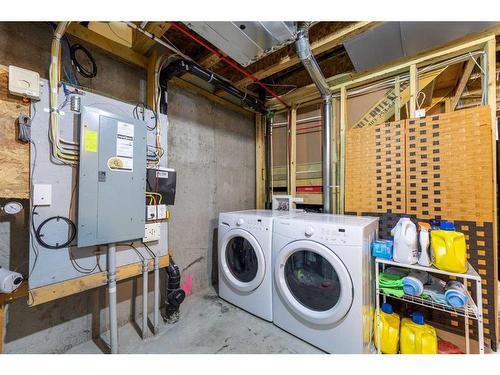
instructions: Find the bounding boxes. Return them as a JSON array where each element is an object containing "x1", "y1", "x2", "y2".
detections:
[
  {"x1": 66, "y1": 23, "x2": 148, "y2": 69},
  {"x1": 289, "y1": 107, "x2": 297, "y2": 197},
  {"x1": 409, "y1": 64, "x2": 417, "y2": 118},
  {"x1": 485, "y1": 37, "x2": 499, "y2": 344},
  {"x1": 147, "y1": 50, "x2": 158, "y2": 108},
  {"x1": 395, "y1": 76, "x2": 401, "y2": 121},
  {"x1": 339, "y1": 87, "x2": 347, "y2": 214},
  {"x1": 255, "y1": 114, "x2": 266, "y2": 209},
  {"x1": 450, "y1": 59, "x2": 476, "y2": 111}
]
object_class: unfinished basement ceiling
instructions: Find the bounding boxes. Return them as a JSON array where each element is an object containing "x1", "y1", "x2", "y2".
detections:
[
  {"x1": 344, "y1": 22, "x2": 499, "y2": 72},
  {"x1": 183, "y1": 21, "x2": 298, "y2": 66}
]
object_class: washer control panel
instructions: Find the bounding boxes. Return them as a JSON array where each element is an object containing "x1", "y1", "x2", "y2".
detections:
[{"x1": 235, "y1": 217, "x2": 269, "y2": 232}]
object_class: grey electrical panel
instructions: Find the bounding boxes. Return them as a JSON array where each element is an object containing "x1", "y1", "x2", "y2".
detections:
[{"x1": 77, "y1": 106, "x2": 147, "y2": 247}]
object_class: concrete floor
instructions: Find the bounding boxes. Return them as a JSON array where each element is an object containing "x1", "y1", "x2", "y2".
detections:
[{"x1": 66, "y1": 288, "x2": 322, "y2": 354}]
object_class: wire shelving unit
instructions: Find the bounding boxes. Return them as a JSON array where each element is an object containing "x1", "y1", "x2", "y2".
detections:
[{"x1": 375, "y1": 257, "x2": 484, "y2": 354}]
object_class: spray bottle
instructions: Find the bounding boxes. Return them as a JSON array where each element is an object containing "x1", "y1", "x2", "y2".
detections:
[{"x1": 417, "y1": 222, "x2": 432, "y2": 267}]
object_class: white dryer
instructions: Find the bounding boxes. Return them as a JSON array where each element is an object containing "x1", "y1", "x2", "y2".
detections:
[
  {"x1": 218, "y1": 210, "x2": 301, "y2": 321},
  {"x1": 272, "y1": 213, "x2": 378, "y2": 353}
]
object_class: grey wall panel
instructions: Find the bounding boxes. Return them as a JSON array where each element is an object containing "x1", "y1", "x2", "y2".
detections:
[{"x1": 29, "y1": 80, "x2": 168, "y2": 288}]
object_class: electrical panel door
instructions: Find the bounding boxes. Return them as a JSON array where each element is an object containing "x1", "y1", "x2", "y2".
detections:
[{"x1": 77, "y1": 106, "x2": 147, "y2": 247}]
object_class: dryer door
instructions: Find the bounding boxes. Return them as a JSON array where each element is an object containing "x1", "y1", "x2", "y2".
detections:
[
  {"x1": 275, "y1": 240, "x2": 353, "y2": 325},
  {"x1": 220, "y1": 228, "x2": 266, "y2": 293}
]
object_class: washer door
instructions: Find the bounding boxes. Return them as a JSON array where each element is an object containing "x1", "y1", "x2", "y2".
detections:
[
  {"x1": 275, "y1": 240, "x2": 353, "y2": 325},
  {"x1": 220, "y1": 228, "x2": 265, "y2": 293}
]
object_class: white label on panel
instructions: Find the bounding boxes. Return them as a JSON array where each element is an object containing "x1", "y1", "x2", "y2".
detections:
[
  {"x1": 116, "y1": 135, "x2": 134, "y2": 158},
  {"x1": 156, "y1": 170, "x2": 168, "y2": 178},
  {"x1": 117, "y1": 121, "x2": 134, "y2": 138}
]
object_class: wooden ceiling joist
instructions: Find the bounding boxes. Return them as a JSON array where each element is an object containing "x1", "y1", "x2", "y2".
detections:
[
  {"x1": 66, "y1": 22, "x2": 148, "y2": 69},
  {"x1": 132, "y1": 22, "x2": 171, "y2": 55}
]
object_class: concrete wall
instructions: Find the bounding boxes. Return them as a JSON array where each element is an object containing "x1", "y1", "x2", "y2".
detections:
[{"x1": 0, "y1": 22, "x2": 255, "y2": 353}]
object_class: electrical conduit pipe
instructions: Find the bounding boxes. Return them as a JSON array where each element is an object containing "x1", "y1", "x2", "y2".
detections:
[
  {"x1": 107, "y1": 243, "x2": 118, "y2": 354},
  {"x1": 153, "y1": 255, "x2": 160, "y2": 334},
  {"x1": 142, "y1": 258, "x2": 149, "y2": 339},
  {"x1": 295, "y1": 23, "x2": 334, "y2": 213}
]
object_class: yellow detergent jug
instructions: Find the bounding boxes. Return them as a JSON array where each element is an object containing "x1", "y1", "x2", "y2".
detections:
[
  {"x1": 400, "y1": 312, "x2": 437, "y2": 354},
  {"x1": 431, "y1": 230, "x2": 467, "y2": 273},
  {"x1": 374, "y1": 303, "x2": 400, "y2": 354}
]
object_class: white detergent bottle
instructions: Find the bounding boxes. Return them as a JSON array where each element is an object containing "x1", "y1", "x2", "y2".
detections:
[
  {"x1": 417, "y1": 222, "x2": 432, "y2": 267},
  {"x1": 391, "y1": 216, "x2": 418, "y2": 264}
]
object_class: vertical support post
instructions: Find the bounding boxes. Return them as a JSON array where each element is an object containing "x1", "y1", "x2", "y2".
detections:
[
  {"x1": 485, "y1": 37, "x2": 499, "y2": 347},
  {"x1": 322, "y1": 98, "x2": 332, "y2": 213},
  {"x1": 409, "y1": 64, "x2": 417, "y2": 118},
  {"x1": 339, "y1": 86, "x2": 347, "y2": 214},
  {"x1": 289, "y1": 107, "x2": 297, "y2": 197},
  {"x1": 444, "y1": 97, "x2": 452, "y2": 113},
  {"x1": 255, "y1": 114, "x2": 266, "y2": 209},
  {"x1": 394, "y1": 76, "x2": 401, "y2": 121},
  {"x1": 146, "y1": 50, "x2": 158, "y2": 108},
  {"x1": 332, "y1": 97, "x2": 339, "y2": 213}
]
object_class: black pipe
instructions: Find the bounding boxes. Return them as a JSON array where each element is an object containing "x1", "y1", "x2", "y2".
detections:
[
  {"x1": 163, "y1": 256, "x2": 186, "y2": 322},
  {"x1": 160, "y1": 59, "x2": 267, "y2": 114}
]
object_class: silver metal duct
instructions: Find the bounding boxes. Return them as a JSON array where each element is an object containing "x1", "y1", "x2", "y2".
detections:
[{"x1": 295, "y1": 24, "x2": 333, "y2": 213}]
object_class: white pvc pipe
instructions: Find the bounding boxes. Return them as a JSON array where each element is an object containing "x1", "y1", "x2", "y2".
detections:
[
  {"x1": 142, "y1": 259, "x2": 149, "y2": 339},
  {"x1": 107, "y1": 243, "x2": 118, "y2": 354},
  {"x1": 153, "y1": 256, "x2": 160, "y2": 334}
]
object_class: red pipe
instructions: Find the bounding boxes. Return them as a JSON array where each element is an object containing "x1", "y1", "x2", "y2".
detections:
[{"x1": 169, "y1": 22, "x2": 290, "y2": 109}]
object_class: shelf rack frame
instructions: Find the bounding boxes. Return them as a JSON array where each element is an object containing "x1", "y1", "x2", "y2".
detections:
[{"x1": 374, "y1": 257, "x2": 484, "y2": 354}]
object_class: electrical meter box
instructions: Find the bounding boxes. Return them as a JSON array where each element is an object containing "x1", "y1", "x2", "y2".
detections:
[{"x1": 77, "y1": 106, "x2": 147, "y2": 247}]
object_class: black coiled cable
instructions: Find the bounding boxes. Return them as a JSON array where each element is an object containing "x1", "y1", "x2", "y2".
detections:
[
  {"x1": 33, "y1": 213, "x2": 77, "y2": 250},
  {"x1": 70, "y1": 43, "x2": 97, "y2": 79}
]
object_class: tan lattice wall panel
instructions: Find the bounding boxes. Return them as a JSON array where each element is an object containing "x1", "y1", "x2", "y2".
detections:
[
  {"x1": 345, "y1": 121, "x2": 406, "y2": 214},
  {"x1": 405, "y1": 107, "x2": 494, "y2": 222}
]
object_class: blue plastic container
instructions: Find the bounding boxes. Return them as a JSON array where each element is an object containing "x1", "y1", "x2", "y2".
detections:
[{"x1": 372, "y1": 239, "x2": 394, "y2": 259}]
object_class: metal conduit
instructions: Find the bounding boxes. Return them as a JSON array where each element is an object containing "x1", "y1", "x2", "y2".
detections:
[{"x1": 295, "y1": 23, "x2": 334, "y2": 213}]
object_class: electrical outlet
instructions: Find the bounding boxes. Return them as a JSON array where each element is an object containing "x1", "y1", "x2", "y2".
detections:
[
  {"x1": 157, "y1": 204, "x2": 167, "y2": 220},
  {"x1": 146, "y1": 205, "x2": 157, "y2": 221},
  {"x1": 143, "y1": 223, "x2": 161, "y2": 242},
  {"x1": 33, "y1": 184, "x2": 52, "y2": 206}
]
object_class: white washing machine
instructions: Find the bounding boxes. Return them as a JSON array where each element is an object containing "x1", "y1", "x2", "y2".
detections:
[
  {"x1": 272, "y1": 213, "x2": 378, "y2": 353},
  {"x1": 218, "y1": 209, "x2": 302, "y2": 321}
]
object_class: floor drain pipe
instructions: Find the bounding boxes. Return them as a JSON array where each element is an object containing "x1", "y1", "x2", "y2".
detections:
[
  {"x1": 153, "y1": 255, "x2": 160, "y2": 334},
  {"x1": 107, "y1": 243, "x2": 118, "y2": 354},
  {"x1": 295, "y1": 23, "x2": 333, "y2": 214},
  {"x1": 142, "y1": 258, "x2": 149, "y2": 339}
]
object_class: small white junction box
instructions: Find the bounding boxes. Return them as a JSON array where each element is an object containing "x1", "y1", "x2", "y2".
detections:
[
  {"x1": 33, "y1": 184, "x2": 52, "y2": 206},
  {"x1": 8, "y1": 65, "x2": 40, "y2": 100}
]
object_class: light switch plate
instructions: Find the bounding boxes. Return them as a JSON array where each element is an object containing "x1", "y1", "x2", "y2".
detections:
[
  {"x1": 146, "y1": 205, "x2": 157, "y2": 221},
  {"x1": 157, "y1": 204, "x2": 167, "y2": 220},
  {"x1": 33, "y1": 184, "x2": 52, "y2": 206}
]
